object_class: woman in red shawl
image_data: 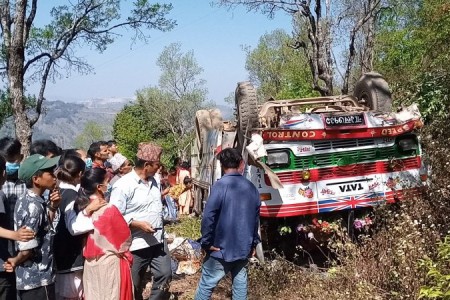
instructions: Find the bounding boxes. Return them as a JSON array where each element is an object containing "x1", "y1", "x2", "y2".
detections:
[{"x1": 75, "y1": 168, "x2": 133, "y2": 300}]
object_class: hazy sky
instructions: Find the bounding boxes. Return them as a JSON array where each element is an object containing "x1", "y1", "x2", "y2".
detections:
[{"x1": 28, "y1": 1, "x2": 292, "y2": 105}]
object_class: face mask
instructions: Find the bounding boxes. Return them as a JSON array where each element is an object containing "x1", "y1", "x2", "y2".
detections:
[
  {"x1": 85, "y1": 158, "x2": 93, "y2": 170},
  {"x1": 5, "y1": 162, "x2": 20, "y2": 175}
]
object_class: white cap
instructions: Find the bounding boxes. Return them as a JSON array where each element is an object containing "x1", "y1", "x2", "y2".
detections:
[{"x1": 109, "y1": 153, "x2": 127, "y2": 172}]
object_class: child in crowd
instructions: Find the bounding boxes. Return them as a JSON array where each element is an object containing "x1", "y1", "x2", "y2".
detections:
[
  {"x1": 160, "y1": 168, "x2": 176, "y2": 223},
  {"x1": 163, "y1": 176, "x2": 193, "y2": 220},
  {"x1": 0, "y1": 154, "x2": 35, "y2": 300},
  {"x1": 4, "y1": 154, "x2": 61, "y2": 300},
  {"x1": 54, "y1": 155, "x2": 86, "y2": 300},
  {"x1": 177, "y1": 162, "x2": 194, "y2": 215}
]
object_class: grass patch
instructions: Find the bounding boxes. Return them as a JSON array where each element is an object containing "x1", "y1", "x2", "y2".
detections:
[{"x1": 165, "y1": 216, "x2": 202, "y2": 240}]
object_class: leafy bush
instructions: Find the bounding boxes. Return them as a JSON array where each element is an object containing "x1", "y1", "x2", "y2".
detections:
[
  {"x1": 419, "y1": 236, "x2": 450, "y2": 299},
  {"x1": 165, "y1": 216, "x2": 202, "y2": 240}
]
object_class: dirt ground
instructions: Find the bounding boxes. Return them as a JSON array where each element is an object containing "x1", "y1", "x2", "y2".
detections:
[{"x1": 143, "y1": 272, "x2": 232, "y2": 300}]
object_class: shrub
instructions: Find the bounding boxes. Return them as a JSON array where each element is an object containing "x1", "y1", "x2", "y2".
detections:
[
  {"x1": 165, "y1": 216, "x2": 202, "y2": 240},
  {"x1": 419, "y1": 236, "x2": 450, "y2": 299}
]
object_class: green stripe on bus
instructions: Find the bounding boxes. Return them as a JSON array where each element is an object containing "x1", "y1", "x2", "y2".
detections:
[{"x1": 263, "y1": 145, "x2": 421, "y2": 171}]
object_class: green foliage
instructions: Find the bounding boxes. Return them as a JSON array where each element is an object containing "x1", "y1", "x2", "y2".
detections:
[
  {"x1": 374, "y1": 0, "x2": 450, "y2": 121},
  {"x1": 419, "y1": 236, "x2": 450, "y2": 299},
  {"x1": 25, "y1": 1, "x2": 175, "y2": 60},
  {"x1": 113, "y1": 103, "x2": 177, "y2": 167},
  {"x1": 113, "y1": 104, "x2": 152, "y2": 160},
  {"x1": 0, "y1": 90, "x2": 36, "y2": 128},
  {"x1": 0, "y1": 91, "x2": 12, "y2": 129},
  {"x1": 412, "y1": 73, "x2": 450, "y2": 121},
  {"x1": 244, "y1": 29, "x2": 317, "y2": 100},
  {"x1": 165, "y1": 216, "x2": 202, "y2": 240},
  {"x1": 157, "y1": 43, "x2": 207, "y2": 100},
  {"x1": 73, "y1": 121, "x2": 107, "y2": 150}
]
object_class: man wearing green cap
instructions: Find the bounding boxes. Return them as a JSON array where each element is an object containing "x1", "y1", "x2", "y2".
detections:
[{"x1": 3, "y1": 154, "x2": 61, "y2": 300}]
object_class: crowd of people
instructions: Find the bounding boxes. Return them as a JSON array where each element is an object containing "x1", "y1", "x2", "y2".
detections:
[
  {"x1": 0, "y1": 137, "x2": 261, "y2": 300},
  {"x1": 0, "y1": 138, "x2": 196, "y2": 300}
]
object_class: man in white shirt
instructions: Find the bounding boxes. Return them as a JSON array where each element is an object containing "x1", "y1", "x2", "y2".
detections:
[{"x1": 109, "y1": 142, "x2": 171, "y2": 300}]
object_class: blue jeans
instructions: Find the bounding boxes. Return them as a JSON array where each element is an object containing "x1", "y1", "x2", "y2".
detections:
[{"x1": 194, "y1": 255, "x2": 248, "y2": 300}]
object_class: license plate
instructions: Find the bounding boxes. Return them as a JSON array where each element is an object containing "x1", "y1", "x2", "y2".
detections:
[{"x1": 324, "y1": 114, "x2": 365, "y2": 127}]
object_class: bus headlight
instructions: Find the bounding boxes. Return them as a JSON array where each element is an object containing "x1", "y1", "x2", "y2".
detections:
[
  {"x1": 397, "y1": 136, "x2": 418, "y2": 152},
  {"x1": 266, "y1": 150, "x2": 290, "y2": 168}
]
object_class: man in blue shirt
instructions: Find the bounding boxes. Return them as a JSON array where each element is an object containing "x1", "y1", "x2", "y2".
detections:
[{"x1": 194, "y1": 148, "x2": 261, "y2": 300}]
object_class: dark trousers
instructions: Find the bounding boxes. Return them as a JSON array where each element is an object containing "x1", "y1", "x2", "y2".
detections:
[
  {"x1": 131, "y1": 242, "x2": 172, "y2": 300},
  {"x1": 0, "y1": 272, "x2": 15, "y2": 300},
  {"x1": 18, "y1": 284, "x2": 55, "y2": 300}
]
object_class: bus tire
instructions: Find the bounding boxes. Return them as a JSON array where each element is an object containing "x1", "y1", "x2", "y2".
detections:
[
  {"x1": 353, "y1": 72, "x2": 393, "y2": 112},
  {"x1": 235, "y1": 81, "x2": 258, "y2": 150}
]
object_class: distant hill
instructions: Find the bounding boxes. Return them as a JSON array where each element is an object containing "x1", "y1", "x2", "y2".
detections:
[
  {"x1": 0, "y1": 99, "x2": 236, "y2": 149},
  {"x1": 215, "y1": 104, "x2": 234, "y2": 121},
  {"x1": 0, "y1": 97, "x2": 133, "y2": 148}
]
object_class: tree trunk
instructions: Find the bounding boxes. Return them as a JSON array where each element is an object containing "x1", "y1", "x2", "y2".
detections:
[
  {"x1": 341, "y1": 0, "x2": 380, "y2": 94},
  {"x1": 8, "y1": 48, "x2": 32, "y2": 156},
  {"x1": 7, "y1": 0, "x2": 32, "y2": 156},
  {"x1": 361, "y1": 6, "x2": 375, "y2": 73},
  {"x1": 295, "y1": 0, "x2": 334, "y2": 96}
]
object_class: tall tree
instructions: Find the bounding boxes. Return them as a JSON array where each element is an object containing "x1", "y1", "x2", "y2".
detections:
[
  {"x1": 218, "y1": 0, "x2": 385, "y2": 96},
  {"x1": 114, "y1": 42, "x2": 207, "y2": 160},
  {"x1": 0, "y1": 0, "x2": 175, "y2": 155},
  {"x1": 374, "y1": 0, "x2": 450, "y2": 121},
  {"x1": 73, "y1": 120, "x2": 107, "y2": 150},
  {"x1": 338, "y1": 0, "x2": 385, "y2": 94},
  {"x1": 138, "y1": 42, "x2": 207, "y2": 157},
  {"x1": 244, "y1": 29, "x2": 316, "y2": 100}
]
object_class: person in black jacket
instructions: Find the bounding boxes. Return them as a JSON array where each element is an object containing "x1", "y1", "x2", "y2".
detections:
[{"x1": 53, "y1": 155, "x2": 86, "y2": 299}]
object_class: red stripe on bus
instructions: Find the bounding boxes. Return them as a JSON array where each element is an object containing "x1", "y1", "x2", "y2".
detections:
[{"x1": 262, "y1": 120, "x2": 420, "y2": 141}]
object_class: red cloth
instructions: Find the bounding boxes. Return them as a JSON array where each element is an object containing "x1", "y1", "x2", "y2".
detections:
[
  {"x1": 83, "y1": 205, "x2": 131, "y2": 258},
  {"x1": 83, "y1": 204, "x2": 133, "y2": 299},
  {"x1": 119, "y1": 252, "x2": 133, "y2": 300}
]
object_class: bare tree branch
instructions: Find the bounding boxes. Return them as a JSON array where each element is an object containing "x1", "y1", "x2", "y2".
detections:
[
  {"x1": 29, "y1": 58, "x2": 52, "y2": 126},
  {"x1": 23, "y1": 0, "x2": 37, "y2": 42},
  {"x1": 23, "y1": 52, "x2": 51, "y2": 73},
  {"x1": 342, "y1": 0, "x2": 382, "y2": 94}
]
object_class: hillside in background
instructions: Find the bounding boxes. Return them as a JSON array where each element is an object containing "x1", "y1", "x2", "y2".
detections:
[
  {"x1": 0, "y1": 98, "x2": 133, "y2": 148},
  {"x1": 0, "y1": 99, "x2": 234, "y2": 149}
]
